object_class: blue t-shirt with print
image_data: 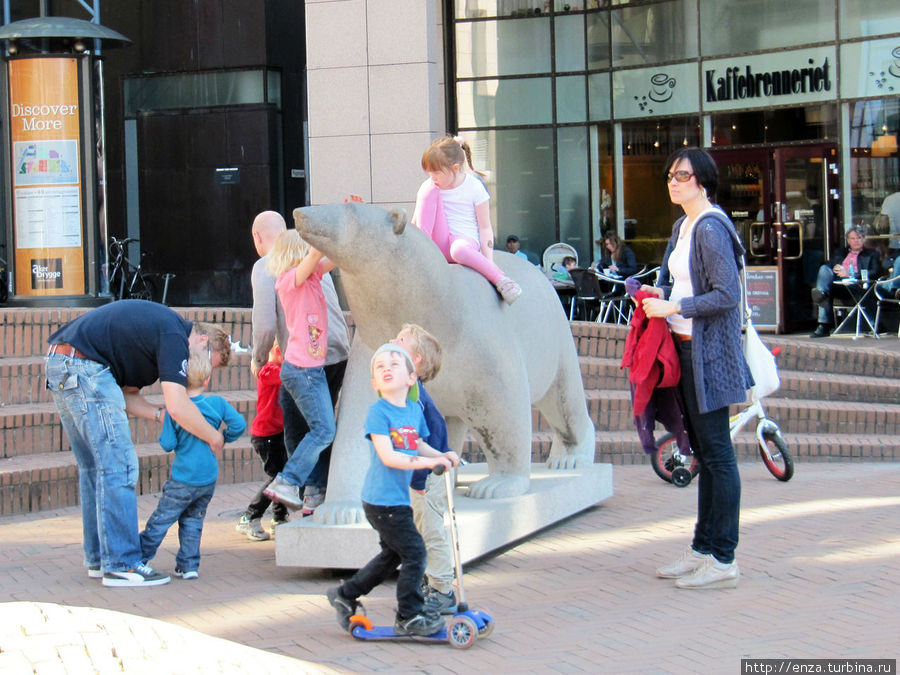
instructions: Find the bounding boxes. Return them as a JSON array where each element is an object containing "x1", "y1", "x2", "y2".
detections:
[{"x1": 361, "y1": 398, "x2": 430, "y2": 507}]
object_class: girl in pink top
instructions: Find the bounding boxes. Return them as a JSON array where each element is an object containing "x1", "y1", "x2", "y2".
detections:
[
  {"x1": 262, "y1": 230, "x2": 337, "y2": 511},
  {"x1": 412, "y1": 136, "x2": 522, "y2": 304}
]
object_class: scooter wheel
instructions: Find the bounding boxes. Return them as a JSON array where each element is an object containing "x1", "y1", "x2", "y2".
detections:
[
  {"x1": 477, "y1": 617, "x2": 494, "y2": 638},
  {"x1": 671, "y1": 466, "x2": 692, "y2": 488},
  {"x1": 448, "y1": 615, "x2": 478, "y2": 649},
  {"x1": 349, "y1": 614, "x2": 373, "y2": 632}
]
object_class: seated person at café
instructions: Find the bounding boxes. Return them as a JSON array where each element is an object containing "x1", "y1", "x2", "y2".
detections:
[
  {"x1": 810, "y1": 226, "x2": 881, "y2": 338},
  {"x1": 592, "y1": 232, "x2": 639, "y2": 278}
]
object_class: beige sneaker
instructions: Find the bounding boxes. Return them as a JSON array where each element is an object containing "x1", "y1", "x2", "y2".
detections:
[
  {"x1": 496, "y1": 277, "x2": 522, "y2": 305},
  {"x1": 656, "y1": 547, "x2": 712, "y2": 578},
  {"x1": 674, "y1": 557, "x2": 740, "y2": 589}
]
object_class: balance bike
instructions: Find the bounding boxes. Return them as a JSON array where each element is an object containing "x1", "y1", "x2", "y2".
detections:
[{"x1": 347, "y1": 463, "x2": 494, "y2": 649}]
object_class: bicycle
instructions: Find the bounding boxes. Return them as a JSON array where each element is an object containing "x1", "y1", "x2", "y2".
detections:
[
  {"x1": 107, "y1": 236, "x2": 175, "y2": 304},
  {"x1": 650, "y1": 391, "x2": 794, "y2": 487}
]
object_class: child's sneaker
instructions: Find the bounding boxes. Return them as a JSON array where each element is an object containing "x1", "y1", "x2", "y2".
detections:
[
  {"x1": 302, "y1": 487, "x2": 326, "y2": 516},
  {"x1": 87, "y1": 564, "x2": 103, "y2": 579},
  {"x1": 102, "y1": 563, "x2": 170, "y2": 587},
  {"x1": 236, "y1": 515, "x2": 270, "y2": 541},
  {"x1": 269, "y1": 514, "x2": 289, "y2": 537},
  {"x1": 263, "y1": 475, "x2": 303, "y2": 510},
  {"x1": 327, "y1": 584, "x2": 362, "y2": 631},
  {"x1": 424, "y1": 587, "x2": 457, "y2": 615},
  {"x1": 496, "y1": 277, "x2": 522, "y2": 305},
  {"x1": 394, "y1": 610, "x2": 445, "y2": 636},
  {"x1": 174, "y1": 568, "x2": 199, "y2": 580}
]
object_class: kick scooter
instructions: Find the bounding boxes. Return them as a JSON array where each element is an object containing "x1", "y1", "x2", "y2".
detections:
[{"x1": 347, "y1": 463, "x2": 495, "y2": 649}]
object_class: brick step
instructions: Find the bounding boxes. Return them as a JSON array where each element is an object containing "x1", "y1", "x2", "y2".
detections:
[
  {"x1": 591, "y1": 430, "x2": 900, "y2": 464},
  {"x1": 0, "y1": 307, "x2": 256, "y2": 359},
  {"x1": 0, "y1": 390, "x2": 257, "y2": 459},
  {"x1": 533, "y1": 390, "x2": 900, "y2": 436},
  {"x1": 0, "y1": 353, "x2": 256, "y2": 407},
  {"x1": 582, "y1": 352, "x2": 900, "y2": 404},
  {"x1": 0, "y1": 438, "x2": 266, "y2": 516}
]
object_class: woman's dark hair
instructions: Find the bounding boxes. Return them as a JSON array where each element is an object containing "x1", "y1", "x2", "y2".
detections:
[
  {"x1": 603, "y1": 232, "x2": 625, "y2": 263},
  {"x1": 663, "y1": 147, "x2": 718, "y2": 199}
]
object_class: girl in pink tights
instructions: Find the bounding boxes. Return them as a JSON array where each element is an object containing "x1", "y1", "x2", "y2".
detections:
[{"x1": 412, "y1": 136, "x2": 522, "y2": 304}]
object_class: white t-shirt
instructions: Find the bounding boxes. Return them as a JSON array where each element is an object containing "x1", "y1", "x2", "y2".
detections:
[
  {"x1": 667, "y1": 207, "x2": 721, "y2": 336},
  {"x1": 417, "y1": 173, "x2": 490, "y2": 242}
]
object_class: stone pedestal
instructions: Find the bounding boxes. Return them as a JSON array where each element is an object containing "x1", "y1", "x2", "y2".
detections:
[{"x1": 275, "y1": 463, "x2": 613, "y2": 569}]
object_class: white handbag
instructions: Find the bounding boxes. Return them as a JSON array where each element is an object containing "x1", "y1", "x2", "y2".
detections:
[{"x1": 742, "y1": 260, "x2": 780, "y2": 401}]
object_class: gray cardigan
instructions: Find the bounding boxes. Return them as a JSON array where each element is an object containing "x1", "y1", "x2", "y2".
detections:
[{"x1": 657, "y1": 211, "x2": 753, "y2": 414}]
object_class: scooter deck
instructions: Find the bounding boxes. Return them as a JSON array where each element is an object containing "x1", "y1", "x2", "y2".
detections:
[{"x1": 350, "y1": 624, "x2": 448, "y2": 643}]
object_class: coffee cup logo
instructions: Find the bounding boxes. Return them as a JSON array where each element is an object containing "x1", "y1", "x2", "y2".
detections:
[
  {"x1": 649, "y1": 73, "x2": 676, "y2": 102},
  {"x1": 889, "y1": 45, "x2": 900, "y2": 78}
]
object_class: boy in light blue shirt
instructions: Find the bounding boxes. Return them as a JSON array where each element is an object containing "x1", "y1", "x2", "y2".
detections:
[
  {"x1": 140, "y1": 352, "x2": 246, "y2": 579},
  {"x1": 327, "y1": 344, "x2": 458, "y2": 637}
]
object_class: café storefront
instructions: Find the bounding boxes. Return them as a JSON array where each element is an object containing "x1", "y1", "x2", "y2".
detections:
[{"x1": 450, "y1": 0, "x2": 900, "y2": 332}]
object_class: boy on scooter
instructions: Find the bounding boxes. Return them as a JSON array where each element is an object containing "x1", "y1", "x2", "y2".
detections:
[{"x1": 327, "y1": 344, "x2": 459, "y2": 636}]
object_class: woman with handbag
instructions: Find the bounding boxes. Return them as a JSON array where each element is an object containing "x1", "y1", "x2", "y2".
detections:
[{"x1": 640, "y1": 147, "x2": 753, "y2": 590}]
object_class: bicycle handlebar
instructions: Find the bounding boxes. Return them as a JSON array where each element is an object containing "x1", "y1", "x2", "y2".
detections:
[{"x1": 109, "y1": 236, "x2": 139, "y2": 249}]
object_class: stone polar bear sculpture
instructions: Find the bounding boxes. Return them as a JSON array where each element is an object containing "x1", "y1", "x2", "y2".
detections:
[{"x1": 294, "y1": 203, "x2": 595, "y2": 525}]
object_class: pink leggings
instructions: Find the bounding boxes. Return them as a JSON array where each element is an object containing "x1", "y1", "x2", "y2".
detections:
[{"x1": 435, "y1": 234, "x2": 505, "y2": 285}]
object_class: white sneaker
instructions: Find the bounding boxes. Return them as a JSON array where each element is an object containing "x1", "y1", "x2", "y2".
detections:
[
  {"x1": 236, "y1": 515, "x2": 270, "y2": 541},
  {"x1": 174, "y1": 568, "x2": 199, "y2": 580},
  {"x1": 302, "y1": 487, "x2": 326, "y2": 516},
  {"x1": 263, "y1": 475, "x2": 303, "y2": 510},
  {"x1": 675, "y1": 558, "x2": 740, "y2": 589},
  {"x1": 496, "y1": 277, "x2": 522, "y2": 305},
  {"x1": 102, "y1": 563, "x2": 170, "y2": 587},
  {"x1": 656, "y1": 547, "x2": 713, "y2": 578}
]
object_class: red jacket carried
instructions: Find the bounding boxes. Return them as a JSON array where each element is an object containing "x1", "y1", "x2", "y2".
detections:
[{"x1": 620, "y1": 289, "x2": 681, "y2": 416}]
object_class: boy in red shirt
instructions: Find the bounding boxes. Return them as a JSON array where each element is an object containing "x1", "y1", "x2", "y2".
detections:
[{"x1": 236, "y1": 344, "x2": 289, "y2": 540}]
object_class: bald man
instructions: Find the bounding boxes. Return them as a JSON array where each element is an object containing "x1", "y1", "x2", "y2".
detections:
[{"x1": 239, "y1": 211, "x2": 350, "y2": 535}]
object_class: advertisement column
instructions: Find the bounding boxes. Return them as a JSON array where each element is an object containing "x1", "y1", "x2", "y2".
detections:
[{"x1": 8, "y1": 57, "x2": 84, "y2": 296}]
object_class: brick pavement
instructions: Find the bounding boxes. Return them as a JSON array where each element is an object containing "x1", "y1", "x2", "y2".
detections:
[{"x1": 1, "y1": 461, "x2": 898, "y2": 673}]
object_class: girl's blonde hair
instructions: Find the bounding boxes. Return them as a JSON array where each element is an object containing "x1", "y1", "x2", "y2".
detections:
[
  {"x1": 266, "y1": 230, "x2": 310, "y2": 277},
  {"x1": 422, "y1": 135, "x2": 468, "y2": 173}
]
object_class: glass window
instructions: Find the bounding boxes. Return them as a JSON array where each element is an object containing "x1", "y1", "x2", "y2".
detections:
[
  {"x1": 124, "y1": 70, "x2": 275, "y2": 116},
  {"x1": 470, "y1": 128, "x2": 556, "y2": 261},
  {"x1": 586, "y1": 11, "x2": 610, "y2": 70},
  {"x1": 555, "y1": 13, "x2": 584, "y2": 72},
  {"x1": 848, "y1": 99, "x2": 900, "y2": 242},
  {"x1": 457, "y1": 78, "x2": 553, "y2": 127},
  {"x1": 840, "y1": 0, "x2": 900, "y2": 39},
  {"x1": 611, "y1": 0, "x2": 697, "y2": 67},
  {"x1": 699, "y1": 0, "x2": 834, "y2": 57},
  {"x1": 622, "y1": 117, "x2": 701, "y2": 263},
  {"x1": 710, "y1": 105, "x2": 838, "y2": 147},
  {"x1": 588, "y1": 72, "x2": 611, "y2": 121},
  {"x1": 558, "y1": 126, "x2": 590, "y2": 260},
  {"x1": 557, "y1": 76, "x2": 587, "y2": 123},
  {"x1": 456, "y1": 17, "x2": 551, "y2": 78},
  {"x1": 455, "y1": 1, "x2": 553, "y2": 20}
]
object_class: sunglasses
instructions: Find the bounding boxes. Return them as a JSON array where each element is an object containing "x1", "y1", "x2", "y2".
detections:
[{"x1": 666, "y1": 170, "x2": 694, "y2": 183}]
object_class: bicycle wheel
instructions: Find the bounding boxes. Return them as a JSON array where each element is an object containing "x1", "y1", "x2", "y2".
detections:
[
  {"x1": 128, "y1": 274, "x2": 157, "y2": 302},
  {"x1": 759, "y1": 428, "x2": 794, "y2": 482},
  {"x1": 651, "y1": 433, "x2": 700, "y2": 485}
]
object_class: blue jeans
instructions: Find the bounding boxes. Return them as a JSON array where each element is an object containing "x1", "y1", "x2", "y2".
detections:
[
  {"x1": 279, "y1": 359, "x2": 346, "y2": 490},
  {"x1": 140, "y1": 479, "x2": 215, "y2": 572},
  {"x1": 278, "y1": 362, "x2": 336, "y2": 488},
  {"x1": 343, "y1": 502, "x2": 427, "y2": 620},
  {"x1": 815, "y1": 264, "x2": 835, "y2": 324},
  {"x1": 46, "y1": 354, "x2": 142, "y2": 573},
  {"x1": 675, "y1": 341, "x2": 741, "y2": 564}
]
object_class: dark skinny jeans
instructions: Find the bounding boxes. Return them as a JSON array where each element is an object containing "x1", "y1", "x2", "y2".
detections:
[
  {"x1": 342, "y1": 502, "x2": 427, "y2": 620},
  {"x1": 675, "y1": 340, "x2": 741, "y2": 564}
]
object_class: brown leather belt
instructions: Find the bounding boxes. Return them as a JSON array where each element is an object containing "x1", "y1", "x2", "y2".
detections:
[
  {"x1": 671, "y1": 332, "x2": 692, "y2": 343},
  {"x1": 48, "y1": 342, "x2": 92, "y2": 360}
]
